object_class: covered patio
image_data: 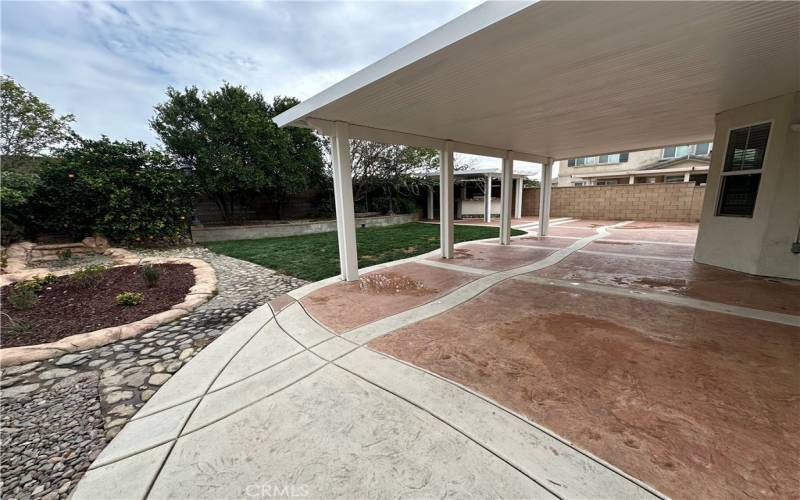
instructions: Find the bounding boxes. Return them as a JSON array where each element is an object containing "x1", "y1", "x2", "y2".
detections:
[{"x1": 71, "y1": 2, "x2": 798, "y2": 499}]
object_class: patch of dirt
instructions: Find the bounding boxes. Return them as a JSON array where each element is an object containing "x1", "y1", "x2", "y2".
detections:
[
  {"x1": 357, "y1": 272, "x2": 434, "y2": 296},
  {"x1": 453, "y1": 248, "x2": 484, "y2": 260},
  {"x1": 1, "y1": 264, "x2": 194, "y2": 348},
  {"x1": 611, "y1": 275, "x2": 687, "y2": 292}
]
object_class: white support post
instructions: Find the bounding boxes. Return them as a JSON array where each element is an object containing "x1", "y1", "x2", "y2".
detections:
[
  {"x1": 331, "y1": 122, "x2": 359, "y2": 281},
  {"x1": 538, "y1": 158, "x2": 554, "y2": 236},
  {"x1": 440, "y1": 141, "x2": 454, "y2": 259},
  {"x1": 484, "y1": 176, "x2": 492, "y2": 222},
  {"x1": 514, "y1": 177, "x2": 523, "y2": 219},
  {"x1": 683, "y1": 172, "x2": 691, "y2": 182},
  {"x1": 629, "y1": 175, "x2": 635, "y2": 185},
  {"x1": 427, "y1": 185, "x2": 435, "y2": 220},
  {"x1": 500, "y1": 151, "x2": 514, "y2": 245}
]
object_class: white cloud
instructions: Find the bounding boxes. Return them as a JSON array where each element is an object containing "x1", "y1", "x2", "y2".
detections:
[{"x1": 1, "y1": 0, "x2": 482, "y2": 145}]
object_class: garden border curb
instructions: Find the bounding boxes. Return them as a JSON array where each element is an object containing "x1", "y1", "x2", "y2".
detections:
[{"x1": 0, "y1": 257, "x2": 217, "y2": 367}]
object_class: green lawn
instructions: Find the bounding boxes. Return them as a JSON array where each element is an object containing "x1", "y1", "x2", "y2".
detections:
[{"x1": 203, "y1": 222, "x2": 525, "y2": 281}]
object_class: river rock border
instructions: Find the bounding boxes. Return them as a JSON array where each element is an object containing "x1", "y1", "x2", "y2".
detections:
[{"x1": 0, "y1": 257, "x2": 217, "y2": 367}]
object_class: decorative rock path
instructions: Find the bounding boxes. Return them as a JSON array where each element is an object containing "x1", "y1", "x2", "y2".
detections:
[{"x1": 0, "y1": 246, "x2": 306, "y2": 500}]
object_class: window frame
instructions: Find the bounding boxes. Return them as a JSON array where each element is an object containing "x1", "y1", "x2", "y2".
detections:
[
  {"x1": 662, "y1": 143, "x2": 713, "y2": 159},
  {"x1": 567, "y1": 153, "x2": 626, "y2": 167},
  {"x1": 714, "y1": 120, "x2": 772, "y2": 218}
]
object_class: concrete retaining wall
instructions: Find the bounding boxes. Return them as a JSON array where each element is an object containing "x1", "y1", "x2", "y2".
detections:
[
  {"x1": 522, "y1": 183, "x2": 705, "y2": 222},
  {"x1": 191, "y1": 213, "x2": 422, "y2": 242}
]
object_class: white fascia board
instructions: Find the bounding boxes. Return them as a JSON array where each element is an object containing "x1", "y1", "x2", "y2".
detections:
[
  {"x1": 273, "y1": 1, "x2": 535, "y2": 128},
  {"x1": 306, "y1": 118, "x2": 548, "y2": 163}
]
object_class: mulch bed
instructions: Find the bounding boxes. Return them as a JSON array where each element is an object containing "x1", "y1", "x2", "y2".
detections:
[{"x1": 1, "y1": 264, "x2": 194, "y2": 348}]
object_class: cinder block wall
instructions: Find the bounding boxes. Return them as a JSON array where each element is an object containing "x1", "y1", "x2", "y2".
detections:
[{"x1": 522, "y1": 183, "x2": 706, "y2": 222}]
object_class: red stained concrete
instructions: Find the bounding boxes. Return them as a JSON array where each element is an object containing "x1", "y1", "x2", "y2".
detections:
[
  {"x1": 514, "y1": 236, "x2": 575, "y2": 249},
  {"x1": 532, "y1": 252, "x2": 800, "y2": 315},
  {"x1": 625, "y1": 221, "x2": 701, "y2": 230},
  {"x1": 269, "y1": 293, "x2": 296, "y2": 314},
  {"x1": 558, "y1": 219, "x2": 621, "y2": 229},
  {"x1": 427, "y1": 243, "x2": 554, "y2": 271},
  {"x1": 607, "y1": 228, "x2": 697, "y2": 244},
  {"x1": 370, "y1": 280, "x2": 800, "y2": 500},
  {"x1": 543, "y1": 226, "x2": 598, "y2": 238},
  {"x1": 426, "y1": 217, "x2": 540, "y2": 227},
  {"x1": 301, "y1": 262, "x2": 476, "y2": 333},
  {"x1": 584, "y1": 240, "x2": 695, "y2": 259}
]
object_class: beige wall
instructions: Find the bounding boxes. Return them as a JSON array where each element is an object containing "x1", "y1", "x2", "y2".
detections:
[
  {"x1": 694, "y1": 92, "x2": 799, "y2": 279},
  {"x1": 522, "y1": 183, "x2": 705, "y2": 222}
]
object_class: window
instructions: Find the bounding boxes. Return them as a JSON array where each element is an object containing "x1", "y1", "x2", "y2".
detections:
[
  {"x1": 596, "y1": 178, "x2": 619, "y2": 186},
  {"x1": 567, "y1": 152, "x2": 629, "y2": 167},
  {"x1": 663, "y1": 143, "x2": 712, "y2": 158},
  {"x1": 664, "y1": 175, "x2": 685, "y2": 183},
  {"x1": 689, "y1": 174, "x2": 708, "y2": 186},
  {"x1": 716, "y1": 123, "x2": 770, "y2": 217},
  {"x1": 573, "y1": 181, "x2": 584, "y2": 187},
  {"x1": 694, "y1": 142, "x2": 711, "y2": 155}
]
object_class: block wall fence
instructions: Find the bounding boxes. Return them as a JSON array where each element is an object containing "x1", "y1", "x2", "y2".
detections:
[{"x1": 522, "y1": 183, "x2": 706, "y2": 222}]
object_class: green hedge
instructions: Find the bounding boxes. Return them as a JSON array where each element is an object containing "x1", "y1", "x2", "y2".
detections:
[{"x1": 15, "y1": 138, "x2": 197, "y2": 245}]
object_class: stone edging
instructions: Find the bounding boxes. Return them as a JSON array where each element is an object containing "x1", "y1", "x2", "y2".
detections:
[
  {"x1": 0, "y1": 257, "x2": 218, "y2": 367},
  {"x1": 1, "y1": 237, "x2": 138, "y2": 287}
]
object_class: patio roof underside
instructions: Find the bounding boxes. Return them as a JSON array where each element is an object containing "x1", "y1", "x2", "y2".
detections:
[{"x1": 275, "y1": 1, "x2": 799, "y2": 161}]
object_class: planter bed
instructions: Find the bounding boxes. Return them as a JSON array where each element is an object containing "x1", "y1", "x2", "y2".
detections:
[{"x1": 1, "y1": 264, "x2": 194, "y2": 348}]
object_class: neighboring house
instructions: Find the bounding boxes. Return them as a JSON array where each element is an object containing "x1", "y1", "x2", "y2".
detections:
[
  {"x1": 557, "y1": 143, "x2": 712, "y2": 187},
  {"x1": 422, "y1": 167, "x2": 528, "y2": 220}
]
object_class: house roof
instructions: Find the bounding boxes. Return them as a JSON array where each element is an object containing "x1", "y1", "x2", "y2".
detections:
[
  {"x1": 635, "y1": 155, "x2": 711, "y2": 172},
  {"x1": 274, "y1": 1, "x2": 799, "y2": 161},
  {"x1": 573, "y1": 156, "x2": 711, "y2": 179}
]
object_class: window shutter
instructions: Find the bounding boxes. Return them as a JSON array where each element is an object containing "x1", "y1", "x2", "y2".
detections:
[
  {"x1": 619, "y1": 152, "x2": 629, "y2": 162},
  {"x1": 724, "y1": 123, "x2": 770, "y2": 172}
]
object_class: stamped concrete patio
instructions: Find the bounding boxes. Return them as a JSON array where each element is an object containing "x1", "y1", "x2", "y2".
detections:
[{"x1": 72, "y1": 220, "x2": 800, "y2": 500}]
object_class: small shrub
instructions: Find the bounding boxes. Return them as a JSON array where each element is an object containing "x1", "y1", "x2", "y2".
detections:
[
  {"x1": 9, "y1": 284, "x2": 38, "y2": 310},
  {"x1": 57, "y1": 249, "x2": 73, "y2": 261},
  {"x1": 32, "y1": 273, "x2": 58, "y2": 288},
  {"x1": 71, "y1": 264, "x2": 108, "y2": 287},
  {"x1": 140, "y1": 263, "x2": 161, "y2": 288},
  {"x1": 116, "y1": 291, "x2": 144, "y2": 306},
  {"x1": 15, "y1": 279, "x2": 43, "y2": 294}
]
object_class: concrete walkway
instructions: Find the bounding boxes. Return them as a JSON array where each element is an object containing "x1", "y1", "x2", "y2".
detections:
[
  {"x1": 72, "y1": 308, "x2": 660, "y2": 500},
  {"x1": 72, "y1": 220, "x2": 670, "y2": 499}
]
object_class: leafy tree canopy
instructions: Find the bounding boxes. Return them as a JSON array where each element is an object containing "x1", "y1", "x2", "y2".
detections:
[
  {"x1": 0, "y1": 75, "x2": 75, "y2": 171},
  {"x1": 29, "y1": 137, "x2": 196, "y2": 244},
  {"x1": 150, "y1": 84, "x2": 324, "y2": 222}
]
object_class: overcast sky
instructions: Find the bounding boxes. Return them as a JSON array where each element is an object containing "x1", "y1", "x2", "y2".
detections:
[{"x1": 2, "y1": 0, "x2": 546, "y2": 177}]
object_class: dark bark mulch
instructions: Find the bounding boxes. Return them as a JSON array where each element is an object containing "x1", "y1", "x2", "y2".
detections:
[{"x1": 1, "y1": 264, "x2": 195, "y2": 348}]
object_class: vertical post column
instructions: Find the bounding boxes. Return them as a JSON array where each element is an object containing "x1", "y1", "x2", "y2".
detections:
[
  {"x1": 500, "y1": 151, "x2": 514, "y2": 245},
  {"x1": 427, "y1": 185, "x2": 435, "y2": 220},
  {"x1": 331, "y1": 122, "x2": 359, "y2": 281},
  {"x1": 484, "y1": 176, "x2": 492, "y2": 222},
  {"x1": 538, "y1": 158, "x2": 554, "y2": 236},
  {"x1": 683, "y1": 172, "x2": 691, "y2": 182},
  {"x1": 629, "y1": 175, "x2": 635, "y2": 185},
  {"x1": 514, "y1": 177, "x2": 523, "y2": 219},
  {"x1": 440, "y1": 141, "x2": 454, "y2": 259}
]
